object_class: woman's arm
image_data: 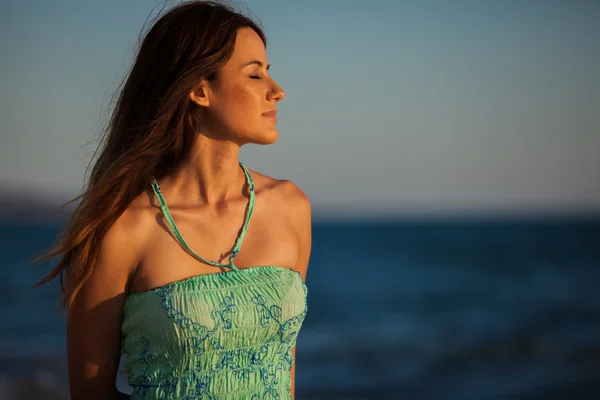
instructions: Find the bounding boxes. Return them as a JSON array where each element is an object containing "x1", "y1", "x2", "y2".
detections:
[
  {"x1": 66, "y1": 212, "x2": 141, "y2": 400},
  {"x1": 288, "y1": 184, "x2": 312, "y2": 400}
]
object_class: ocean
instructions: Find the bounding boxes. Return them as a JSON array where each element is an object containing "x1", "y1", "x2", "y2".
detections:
[{"x1": 1, "y1": 217, "x2": 599, "y2": 399}]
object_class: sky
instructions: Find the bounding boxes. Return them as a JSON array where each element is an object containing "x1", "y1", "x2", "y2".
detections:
[{"x1": 1, "y1": 0, "x2": 599, "y2": 217}]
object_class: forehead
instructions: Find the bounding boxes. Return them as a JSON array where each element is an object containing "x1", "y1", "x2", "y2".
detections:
[{"x1": 228, "y1": 27, "x2": 267, "y2": 65}]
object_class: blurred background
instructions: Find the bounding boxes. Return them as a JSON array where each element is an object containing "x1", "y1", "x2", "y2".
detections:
[{"x1": 1, "y1": 0, "x2": 599, "y2": 399}]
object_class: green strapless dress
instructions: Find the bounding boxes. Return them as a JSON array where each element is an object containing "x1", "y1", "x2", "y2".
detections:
[{"x1": 121, "y1": 163, "x2": 308, "y2": 399}]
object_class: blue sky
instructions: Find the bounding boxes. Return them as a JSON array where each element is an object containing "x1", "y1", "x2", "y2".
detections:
[{"x1": 2, "y1": 0, "x2": 599, "y2": 216}]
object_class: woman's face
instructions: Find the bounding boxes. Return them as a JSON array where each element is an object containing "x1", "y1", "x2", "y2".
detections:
[{"x1": 194, "y1": 27, "x2": 285, "y2": 145}]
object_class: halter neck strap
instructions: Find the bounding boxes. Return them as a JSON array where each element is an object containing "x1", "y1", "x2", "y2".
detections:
[{"x1": 150, "y1": 162, "x2": 255, "y2": 271}]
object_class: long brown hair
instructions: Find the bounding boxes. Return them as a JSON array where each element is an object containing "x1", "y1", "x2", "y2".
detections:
[{"x1": 34, "y1": 1, "x2": 266, "y2": 309}]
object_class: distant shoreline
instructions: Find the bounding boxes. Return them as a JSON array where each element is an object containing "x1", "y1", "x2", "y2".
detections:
[{"x1": 2, "y1": 190, "x2": 600, "y2": 224}]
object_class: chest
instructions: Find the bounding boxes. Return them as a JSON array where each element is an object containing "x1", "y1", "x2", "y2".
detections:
[{"x1": 131, "y1": 205, "x2": 298, "y2": 294}]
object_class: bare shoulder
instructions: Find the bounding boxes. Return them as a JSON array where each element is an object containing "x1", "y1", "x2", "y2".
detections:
[
  {"x1": 103, "y1": 194, "x2": 153, "y2": 265},
  {"x1": 279, "y1": 179, "x2": 311, "y2": 227},
  {"x1": 249, "y1": 169, "x2": 311, "y2": 218},
  {"x1": 249, "y1": 169, "x2": 311, "y2": 279},
  {"x1": 110, "y1": 190, "x2": 157, "y2": 266},
  {"x1": 79, "y1": 190, "x2": 155, "y2": 291}
]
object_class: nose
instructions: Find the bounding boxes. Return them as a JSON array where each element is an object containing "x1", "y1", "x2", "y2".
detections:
[{"x1": 268, "y1": 79, "x2": 285, "y2": 102}]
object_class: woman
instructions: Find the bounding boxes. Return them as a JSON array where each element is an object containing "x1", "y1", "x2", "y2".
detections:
[{"x1": 36, "y1": 1, "x2": 311, "y2": 399}]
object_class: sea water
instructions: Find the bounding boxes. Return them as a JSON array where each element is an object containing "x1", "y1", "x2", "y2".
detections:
[{"x1": 1, "y1": 217, "x2": 599, "y2": 399}]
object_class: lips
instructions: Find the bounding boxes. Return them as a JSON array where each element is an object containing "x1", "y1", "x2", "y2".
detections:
[{"x1": 262, "y1": 110, "x2": 277, "y2": 117}]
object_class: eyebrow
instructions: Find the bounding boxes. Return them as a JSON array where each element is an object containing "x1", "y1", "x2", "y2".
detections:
[{"x1": 241, "y1": 60, "x2": 270, "y2": 70}]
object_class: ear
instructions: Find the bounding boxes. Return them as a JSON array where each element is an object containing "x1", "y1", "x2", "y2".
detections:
[{"x1": 189, "y1": 79, "x2": 210, "y2": 107}]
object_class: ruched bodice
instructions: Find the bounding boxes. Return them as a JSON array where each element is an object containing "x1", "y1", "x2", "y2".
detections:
[
  {"x1": 122, "y1": 266, "x2": 307, "y2": 399},
  {"x1": 120, "y1": 163, "x2": 308, "y2": 399}
]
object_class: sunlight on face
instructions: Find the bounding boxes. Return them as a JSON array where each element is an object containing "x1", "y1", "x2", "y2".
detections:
[{"x1": 203, "y1": 27, "x2": 285, "y2": 145}]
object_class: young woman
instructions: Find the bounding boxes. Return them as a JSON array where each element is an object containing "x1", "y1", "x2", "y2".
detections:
[{"x1": 37, "y1": 2, "x2": 311, "y2": 399}]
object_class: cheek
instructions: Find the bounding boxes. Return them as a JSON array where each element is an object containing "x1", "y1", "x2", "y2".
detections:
[
  {"x1": 206, "y1": 81, "x2": 269, "y2": 138},
  {"x1": 222, "y1": 86, "x2": 261, "y2": 122}
]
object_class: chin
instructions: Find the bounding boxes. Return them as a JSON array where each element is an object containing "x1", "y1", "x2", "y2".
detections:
[{"x1": 253, "y1": 129, "x2": 279, "y2": 145}]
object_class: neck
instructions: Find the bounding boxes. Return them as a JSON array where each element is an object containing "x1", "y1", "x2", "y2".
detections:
[{"x1": 162, "y1": 135, "x2": 245, "y2": 206}]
